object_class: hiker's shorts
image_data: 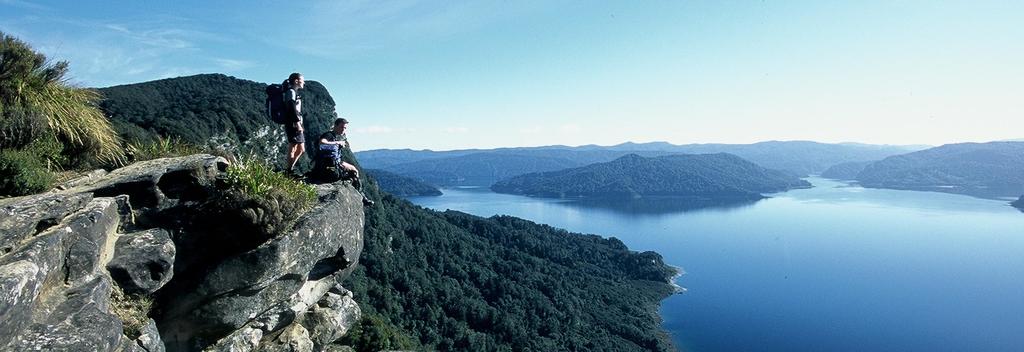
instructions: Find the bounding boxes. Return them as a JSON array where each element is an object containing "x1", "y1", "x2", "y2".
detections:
[{"x1": 284, "y1": 124, "x2": 305, "y2": 144}]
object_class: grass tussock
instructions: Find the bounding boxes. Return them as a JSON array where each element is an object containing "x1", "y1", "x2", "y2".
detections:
[
  {"x1": 1, "y1": 32, "x2": 124, "y2": 165},
  {"x1": 223, "y1": 157, "x2": 316, "y2": 205},
  {"x1": 126, "y1": 137, "x2": 202, "y2": 163},
  {"x1": 216, "y1": 157, "x2": 317, "y2": 237},
  {"x1": 27, "y1": 84, "x2": 124, "y2": 164},
  {"x1": 109, "y1": 284, "x2": 153, "y2": 340}
]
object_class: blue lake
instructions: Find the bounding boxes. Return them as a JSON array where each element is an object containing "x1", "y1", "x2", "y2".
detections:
[{"x1": 409, "y1": 178, "x2": 1024, "y2": 352}]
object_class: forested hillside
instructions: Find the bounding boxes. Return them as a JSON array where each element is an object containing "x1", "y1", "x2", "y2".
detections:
[
  {"x1": 342, "y1": 192, "x2": 677, "y2": 351},
  {"x1": 365, "y1": 168, "x2": 442, "y2": 197},
  {"x1": 380, "y1": 153, "x2": 586, "y2": 186},
  {"x1": 857, "y1": 142, "x2": 1024, "y2": 198},
  {"x1": 821, "y1": 161, "x2": 874, "y2": 180},
  {"x1": 492, "y1": 153, "x2": 810, "y2": 199},
  {"x1": 97, "y1": 74, "x2": 338, "y2": 169}
]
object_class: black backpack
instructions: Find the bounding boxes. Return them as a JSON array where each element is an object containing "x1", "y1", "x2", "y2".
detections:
[{"x1": 265, "y1": 82, "x2": 287, "y2": 124}]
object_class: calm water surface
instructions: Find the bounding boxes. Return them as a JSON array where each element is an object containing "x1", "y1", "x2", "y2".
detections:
[{"x1": 409, "y1": 178, "x2": 1024, "y2": 352}]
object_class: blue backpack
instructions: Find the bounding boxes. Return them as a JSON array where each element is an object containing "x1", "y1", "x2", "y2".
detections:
[{"x1": 265, "y1": 82, "x2": 287, "y2": 124}]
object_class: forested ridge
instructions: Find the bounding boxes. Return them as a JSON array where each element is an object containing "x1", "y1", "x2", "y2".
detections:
[
  {"x1": 857, "y1": 142, "x2": 1024, "y2": 198},
  {"x1": 365, "y1": 168, "x2": 442, "y2": 197},
  {"x1": 820, "y1": 161, "x2": 874, "y2": 180},
  {"x1": 492, "y1": 153, "x2": 810, "y2": 199},
  {"x1": 342, "y1": 192, "x2": 677, "y2": 351},
  {"x1": 97, "y1": 74, "x2": 338, "y2": 171}
]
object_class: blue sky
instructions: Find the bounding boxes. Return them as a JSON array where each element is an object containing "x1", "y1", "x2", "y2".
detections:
[{"x1": 3, "y1": 0, "x2": 1022, "y2": 151}]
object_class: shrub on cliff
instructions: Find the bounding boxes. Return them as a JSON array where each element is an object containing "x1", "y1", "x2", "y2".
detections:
[
  {"x1": 0, "y1": 147, "x2": 55, "y2": 196},
  {"x1": 216, "y1": 157, "x2": 317, "y2": 237}
]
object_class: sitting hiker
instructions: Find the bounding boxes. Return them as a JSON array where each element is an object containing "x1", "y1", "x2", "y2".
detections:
[{"x1": 315, "y1": 117, "x2": 373, "y2": 206}]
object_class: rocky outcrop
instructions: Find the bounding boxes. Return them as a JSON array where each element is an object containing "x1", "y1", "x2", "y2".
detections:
[
  {"x1": 0, "y1": 154, "x2": 365, "y2": 352},
  {"x1": 107, "y1": 228, "x2": 175, "y2": 294},
  {"x1": 1013, "y1": 196, "x2": 1024, "y2": 211}
]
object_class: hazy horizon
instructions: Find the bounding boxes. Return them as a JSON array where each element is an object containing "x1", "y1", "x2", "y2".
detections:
[
  {"x1": 357, "y1": 138, "x2": 1024, "y2": 153},
  {"x1": 4, "y1": 1, "x2": 1022, "y2": 150}
]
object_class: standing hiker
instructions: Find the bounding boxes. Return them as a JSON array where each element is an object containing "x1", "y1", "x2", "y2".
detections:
[{"x1": 283, "y1": 72, "x2": 305, "y2": 176}]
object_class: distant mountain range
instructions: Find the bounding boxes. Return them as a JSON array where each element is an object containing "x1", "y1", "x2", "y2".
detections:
[
  {"x1": 491, "y1": 153, "x2": 811, "y2": 199},
  {"x1": 856, "y1": 142, "x2": 1024, "y2": 198},
  {"x1": 358, "y1": 141, "x2": 922, "y2": 186},
  {"x1": 365, "y1": 168, "x2": 442, "y2": 197}
]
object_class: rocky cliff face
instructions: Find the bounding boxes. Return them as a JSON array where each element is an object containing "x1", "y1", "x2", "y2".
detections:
[{"x1": 0, "y1": 154, "x2": 365, "y2": 352}]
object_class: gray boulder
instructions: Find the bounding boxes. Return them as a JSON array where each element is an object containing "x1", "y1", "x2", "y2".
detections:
[
  {"x1": 0, "y1": 196, "x2": 126, "y2": 350},
  {"x1": 0, "y1": 192, "x2": 93, "y2": 253},
  {"x1": 298, "y1": 287, "x2": 361, "y2": 350},
  {"x1": 136, "y1": 318, "x2": 166, "y2": 352},
  {"x1": 66, "y1": 154, "x2": 227, "y2": 209},
  {"x1": 256, "y1": 323, "x2": 314, "y2": 352},
  {"x1": 12, "y1": 277, "x2": 125, "y2": 351},
  {"x1": 107, "y1": 229, "x2": 176, "y2": 294}
]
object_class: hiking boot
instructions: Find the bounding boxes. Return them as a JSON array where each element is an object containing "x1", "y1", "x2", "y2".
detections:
[{"x1": 362, "y1": 196, "x2": 374, "y2": 207}]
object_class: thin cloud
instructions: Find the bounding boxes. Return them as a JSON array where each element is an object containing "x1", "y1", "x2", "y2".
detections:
[
  {"x1": 104, "y1": 24, "x2": 129, "y2": 33},
  {"x1": 214, "y1": 58, "x2": 256, "y2": 71},
  {"x1": 442, "y1": 127, "x2": 469, "y2": 133},
  {"x1": 10, "y1": 16, "x2": 224, "y2": 86},
  {"x1": 0, "y1": 0, "x2": 49, "y2": 10},
  {"x1": 262, "y1": 1, "x2": 552, "y2": 58}
]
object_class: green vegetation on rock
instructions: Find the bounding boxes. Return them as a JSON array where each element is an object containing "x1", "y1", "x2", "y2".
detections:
[
  {"x1": 109, "y1": 284, "x2": 154, "y2": 340},
  {"x1": 126, "y1": 137, "x2": 204, "y2": 163},
  {"x1": 0, "y1": 146, "x2": 56, "y2": 196},
  {"x1": 218, "y1": 158, "x2": 318, "y2": 237}
]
